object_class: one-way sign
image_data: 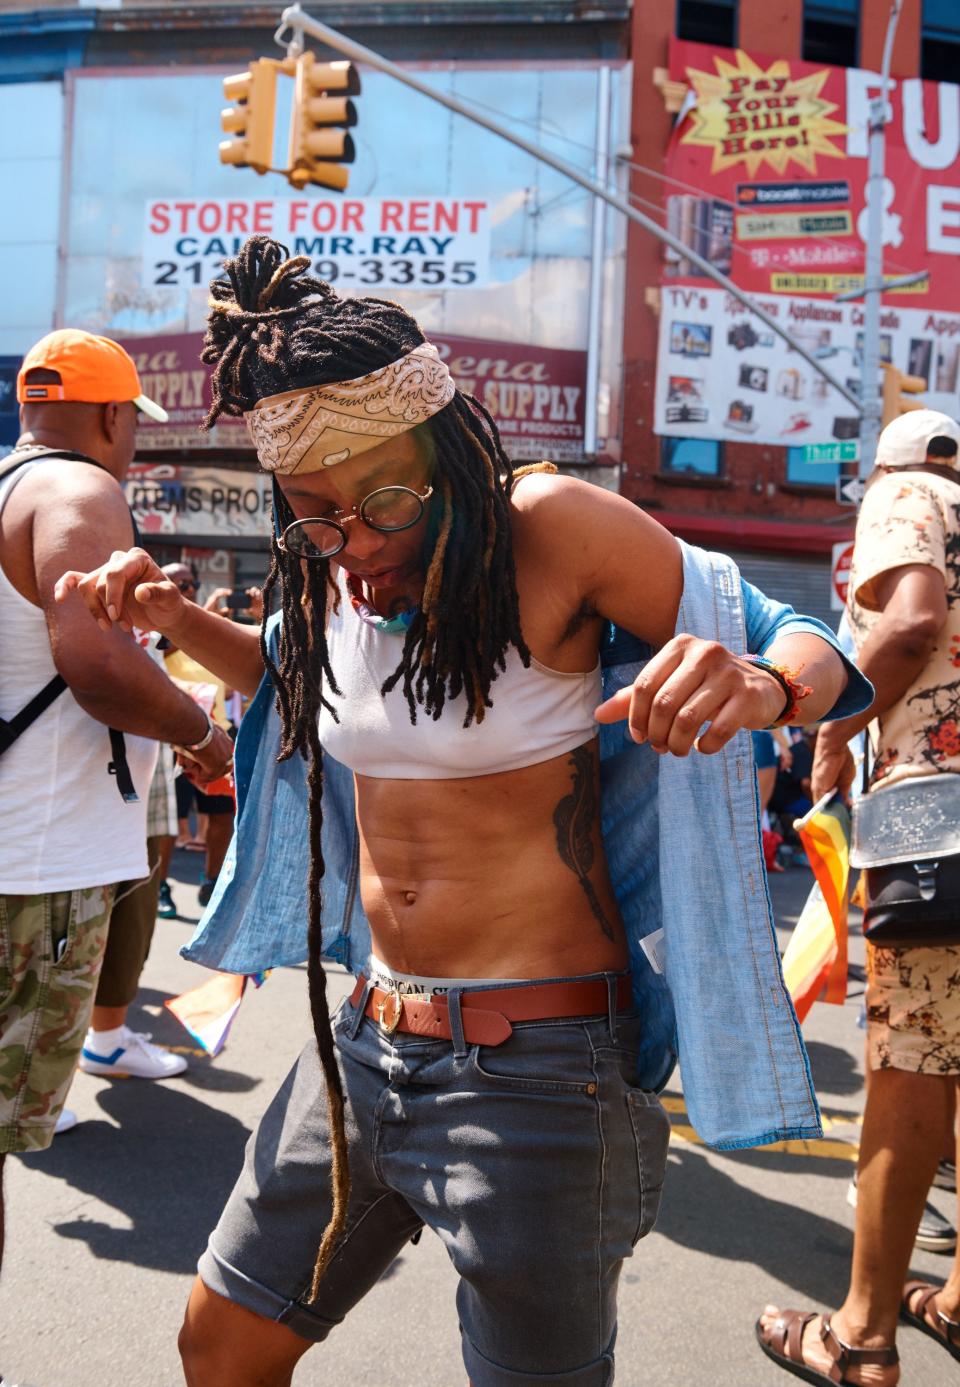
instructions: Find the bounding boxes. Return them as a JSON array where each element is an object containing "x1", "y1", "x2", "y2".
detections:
[{"x1": 836, "y1": 475, "x2": 866, "y2": 506}]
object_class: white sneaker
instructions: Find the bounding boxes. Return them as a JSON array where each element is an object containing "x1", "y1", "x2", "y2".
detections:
[
  {"x1": 78, "y1": 1026, "x2": 188, "y2": 1080},
  {"x1": 54, "y1": 1107, "x2": 78, "y2": 1135},
  {"x1": 933, "y1": 1158, "x2": 957, "y2": 1192}
]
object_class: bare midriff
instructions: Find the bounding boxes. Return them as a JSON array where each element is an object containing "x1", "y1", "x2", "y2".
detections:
[{"x1": 354, "y1": 736, "x2": 628, "y2": 980}]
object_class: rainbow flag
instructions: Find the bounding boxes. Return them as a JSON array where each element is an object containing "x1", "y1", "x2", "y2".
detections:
[
  {"x1": 165, "y1": 973, "x2": 248, "y2": 1057},
  {"x1": 782, "y1": 793, "x2": 851, "y2": 1024}
]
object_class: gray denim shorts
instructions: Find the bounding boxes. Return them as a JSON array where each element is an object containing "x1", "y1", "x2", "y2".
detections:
[{"x1": 198, "y1": 973, "x2": 671, "y2": 1386}]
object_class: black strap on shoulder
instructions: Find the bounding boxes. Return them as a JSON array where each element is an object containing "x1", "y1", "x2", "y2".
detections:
[
  {"x1": 0, "y1": 674, "x2": 68, "y2": 755},
  {"x1": 0, "y1": 444, "x2": 109, "y2": 480},
  {"x1": 0, "y1": 444, "x2": 139, "y2": 800},
  {"x1": 108, "y1": 727, "x2": 139, "y2": 803}
]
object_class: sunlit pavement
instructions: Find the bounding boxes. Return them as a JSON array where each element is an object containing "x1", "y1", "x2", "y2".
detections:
[{"x1": 1, "y1": 855, "x2": 954, "y2": 1385}]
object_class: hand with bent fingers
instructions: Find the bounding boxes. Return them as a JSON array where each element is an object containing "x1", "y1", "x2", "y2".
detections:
[
  {"x1": 594, "y1": 634, "x2": 786, "y2": 756},
  {"x1": 811, "y1": 731, "x2": 856, "y2": 804},
  {"x1": 204, "y1": 585, "x2": 264, "y2": 622},
  {"x1": 175, "y1": 729, "x2": 235, "y2": 790},
  {"x1": 54, "y1": 547, "x2": 188, "y2": 637}
]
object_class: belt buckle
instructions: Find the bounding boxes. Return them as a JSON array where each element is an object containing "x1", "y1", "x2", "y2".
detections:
[{"x1": 376, "y1": 985, "x2": 403, "y2": 1036}]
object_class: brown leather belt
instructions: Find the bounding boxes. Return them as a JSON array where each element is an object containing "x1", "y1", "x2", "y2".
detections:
[{"x1": 349, "y1": 973, "x2": 632, "y2": 1047}]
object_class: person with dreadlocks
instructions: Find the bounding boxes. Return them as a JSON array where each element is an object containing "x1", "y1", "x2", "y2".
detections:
[{"x1": 58, "y1": 235, "x2": 872, "y2": 1387}]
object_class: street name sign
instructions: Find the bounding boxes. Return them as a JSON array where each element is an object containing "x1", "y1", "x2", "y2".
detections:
[{"x1": 802, "y1": 441, "x2": 861, "y2": 463}]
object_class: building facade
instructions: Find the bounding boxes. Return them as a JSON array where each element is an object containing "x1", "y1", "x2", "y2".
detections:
[
  {"x1": 1, "y1": 0, "x2": 633, "y2": 590},
  {"x1": 623, "y1": 0, "x2": 960, "y2": 622},
  {"x1": 2, "y1": 1, "x2": 959, "y2": 620}
]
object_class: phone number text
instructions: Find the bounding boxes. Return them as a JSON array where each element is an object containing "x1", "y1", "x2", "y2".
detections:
[{"x1": 149, "y1": 257, "x2": 481, "y2": 289}]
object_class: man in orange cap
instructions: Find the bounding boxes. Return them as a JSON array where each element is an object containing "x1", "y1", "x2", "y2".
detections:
[{"x1": 0, "y1": 330, "x2": 233, "y2": 1270}]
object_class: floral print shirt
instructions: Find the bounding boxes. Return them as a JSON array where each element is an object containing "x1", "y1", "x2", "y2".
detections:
[{"x1": 848, "y1": 467, "x2": 960, "y2": 788}]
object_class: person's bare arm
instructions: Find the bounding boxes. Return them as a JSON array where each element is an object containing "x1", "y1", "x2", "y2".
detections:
[
  {"x1": 55, "y1": 545, "x2": 266, "y2": 698},
  {"x1": 812, "y1": 563, "x2": 946, "y2": 799},
  {"x1": 32, "y1": 468, "x2": 232, "y2": 776},
  {"x1": 515, "y1": 474, "x2": 849, "y2": 754}
]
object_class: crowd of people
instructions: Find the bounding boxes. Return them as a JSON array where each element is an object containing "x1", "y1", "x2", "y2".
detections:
[{"x1": 0, "y1": 236, "x2": 958, "y2": 1386}]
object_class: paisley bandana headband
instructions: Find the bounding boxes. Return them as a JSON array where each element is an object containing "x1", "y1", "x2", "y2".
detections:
[{"x1": 243, "y1": 342, "x2": 455, "y2": 475}]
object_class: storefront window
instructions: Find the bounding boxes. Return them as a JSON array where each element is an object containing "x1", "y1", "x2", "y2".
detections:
[
  {"x1": 661, "y1": 437, "x2": 723, "y2": 477},
  {"x1": 803, "y1": 0, "x2": 859, "y2": 68},
  {"x1": 786, "y1": 446, "x2": 841, "y2": 486},
  {"x1": 922, "y1": 0, "x2": 960, "y2": 82},
  {"x1": 676, "y1": 0, "x2": 737, "y2": 48}
]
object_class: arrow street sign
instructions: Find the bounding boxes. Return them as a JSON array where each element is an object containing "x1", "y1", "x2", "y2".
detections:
[
  {"x1": 803, "y1": 441, "x2": 861, "y2": 464},
  {"x1": 836, "y1": 475, "x2": 866, "y2": 506}
]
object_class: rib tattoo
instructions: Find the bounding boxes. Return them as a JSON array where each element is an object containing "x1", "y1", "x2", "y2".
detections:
[{"x1": 553, "y1": 745, "x2": 615, "y2": 939}]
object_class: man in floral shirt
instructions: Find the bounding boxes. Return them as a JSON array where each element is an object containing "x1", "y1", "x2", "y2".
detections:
[
  {"x1": 759, "y1": 409, "x2": 960, "y2": 1382},
  {"x1": 847, "y1": 415, "x2": 960, "y2": 790}
]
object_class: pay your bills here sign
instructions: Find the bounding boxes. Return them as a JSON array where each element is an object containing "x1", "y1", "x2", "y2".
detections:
[
  {"x1": 664, "y1": 38, "x2": 960, "y2": 306},
  {"x1": 144, "y1": 197, "x2": 490, "y2": 292}
]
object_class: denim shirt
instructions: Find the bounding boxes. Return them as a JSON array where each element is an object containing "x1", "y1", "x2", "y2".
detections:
[{"x1": 183, "y1": 541, "x2": 872, "y2": 1149}]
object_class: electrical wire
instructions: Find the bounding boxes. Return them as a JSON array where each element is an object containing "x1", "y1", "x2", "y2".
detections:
[{"x1": 455, "y1": 85, "x2": 920, "y2": 279}]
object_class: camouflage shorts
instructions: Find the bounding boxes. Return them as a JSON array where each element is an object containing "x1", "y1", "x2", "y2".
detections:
[
  {"x1": 0, "y1": 885, "x2": 115, "y2": 1153},
  {"x1": 867, "y1": 941, "x2": 960, "y2": 1075}
]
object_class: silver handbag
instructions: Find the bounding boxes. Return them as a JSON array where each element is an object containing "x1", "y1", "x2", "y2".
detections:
[{"x1": 850, "y1": 771, "x2": 960, "y2": 946}]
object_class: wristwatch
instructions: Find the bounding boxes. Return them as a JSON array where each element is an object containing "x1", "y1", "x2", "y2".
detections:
[{"x1": 175, "y1": 710, "x2": 215, "y2": 755}]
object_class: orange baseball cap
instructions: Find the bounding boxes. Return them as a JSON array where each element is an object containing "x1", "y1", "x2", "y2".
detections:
[{"x1": 17, "y1": 328, "x2": 169, "y2": 422}]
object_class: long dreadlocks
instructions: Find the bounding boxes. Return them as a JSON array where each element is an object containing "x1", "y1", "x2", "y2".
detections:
[{"x1": 201, "y1": 235, "x2": 528, "y2": 1299}]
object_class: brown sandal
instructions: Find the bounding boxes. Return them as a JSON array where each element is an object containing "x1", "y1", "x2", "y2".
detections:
[
  {"x1": 901, "y1": 1281, "x2": 960, "y2": 1363},
  {"x1": 756, "y1": 1310, "x2": 899, "y2": 1384}
]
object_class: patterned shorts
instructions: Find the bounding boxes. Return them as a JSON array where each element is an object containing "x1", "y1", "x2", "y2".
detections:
[
  {"x1": 0, "y1": 885, "x2": 115, "y2": 1153},
  {"x1": 866, "y1": 942, "x2": 960, "y2": 1075}
]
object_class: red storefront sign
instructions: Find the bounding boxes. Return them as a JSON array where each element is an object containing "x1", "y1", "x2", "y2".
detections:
[
  {"x1": 120, "y1": 332, "x2": 587, "y2": 463},
  {"x1": 433, "y1": 333, "x2": 587, "y2": 461},
  {"x1": 666, "y1": 39, "x2": 960, "y2": 310},
  {"x1": 117, "y1": 334, "x2": 246, "y2": 451}
]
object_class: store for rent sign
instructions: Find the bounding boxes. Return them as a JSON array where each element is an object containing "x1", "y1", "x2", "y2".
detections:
[{"x1": 143, "y1": 197, "x2": 490, "y2": 292}]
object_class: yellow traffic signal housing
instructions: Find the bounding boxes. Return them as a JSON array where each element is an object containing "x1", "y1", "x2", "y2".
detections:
[
  {"x1": 220, "y1": 59, "x2": 280, "y2": 174},
  {"x1": 881, "y1": 363, "x2": 926, "y2": 429},
  {"x1": 288, "y1": 53, "x2": 360, "y2": 192}
]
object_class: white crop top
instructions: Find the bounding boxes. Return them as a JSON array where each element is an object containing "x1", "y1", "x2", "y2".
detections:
[{"x1": 317, "y1": 569, "x2": 601, "y2": 779}]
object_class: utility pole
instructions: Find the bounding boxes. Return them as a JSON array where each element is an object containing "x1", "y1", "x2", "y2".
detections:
[
  {"x1": 858, "y1": 1, "x2": 901, "y2": 480},
  {"x1": 273, "y1": 5, "x2": 861, "y2": 416},
  {"x1": 836, "y1": 1, "x2": 925, "y2": 481}
]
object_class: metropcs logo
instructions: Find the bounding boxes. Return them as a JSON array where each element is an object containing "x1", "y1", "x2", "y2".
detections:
[{"x1": 681, "y1": 50, "x2": 849, "y2": 177}]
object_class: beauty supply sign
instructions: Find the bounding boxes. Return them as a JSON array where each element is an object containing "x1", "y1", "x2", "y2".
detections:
[
  {"x1": 121, "y1": 330, "x2": 586, "y2": 463},
  {"x1": 118, "y1": 333, "x2": 246, "y2": 451},
  {"x1": 655, "y1": 285, "x2": 960, "y2": 445},
  {"x1": 435, "y1": 334, "x2": 587, "y2": 461},
  {"x1": 143, "y1": 197, "x2": 490, "y2": 293}
]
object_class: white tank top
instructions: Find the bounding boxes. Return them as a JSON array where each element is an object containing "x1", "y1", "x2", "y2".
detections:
[
  {"x1": 318, "y1": 568, "x2": 600, "y2": 779},
  {"x1": 0, "y1": 460, "x2": 157, "y2": 892}
]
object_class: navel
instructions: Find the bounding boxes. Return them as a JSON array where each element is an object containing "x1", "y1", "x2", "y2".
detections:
[{"x1": 403, "y1": 890, "x2": 418, "y2": 907}]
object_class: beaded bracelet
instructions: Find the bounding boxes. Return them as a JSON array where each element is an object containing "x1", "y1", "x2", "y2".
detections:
[{"x1": 744, "y1": 655, "x2": 813, "y2": 728}]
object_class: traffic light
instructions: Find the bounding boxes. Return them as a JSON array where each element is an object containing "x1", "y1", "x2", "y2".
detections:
[
  {"x1": 881, "y1": 363, "x2": 926, "y2": 429},
  {"x1": 287, "y1": 52, "x2": 360, "y2": 192},
  {"x1": 220, "y1": 59, "x2": 280, "y2": 174}
]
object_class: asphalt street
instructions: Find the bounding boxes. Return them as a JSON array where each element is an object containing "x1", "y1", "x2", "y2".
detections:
[{"x1": 1, "y1": 853, "x2": 955, "y2": 1386}]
